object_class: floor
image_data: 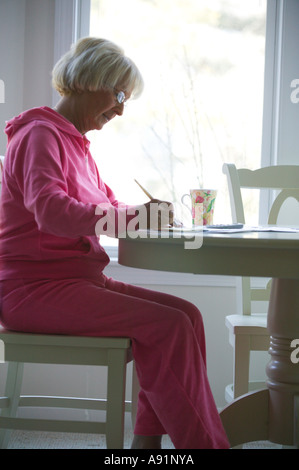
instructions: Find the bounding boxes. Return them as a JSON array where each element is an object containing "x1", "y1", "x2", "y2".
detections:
[{"x1": 5, "y1": 428, "x2": 282, "y2": 449}]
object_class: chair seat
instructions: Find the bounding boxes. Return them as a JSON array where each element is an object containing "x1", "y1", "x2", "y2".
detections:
[
  {"x1": 225, "y1": 314, "x2": 268, "y2": 336},
  {"x1": 0, "y1": 325, "x2": 131, "y2": 348},
  {"x1": 0, "y1": 325, "x2": 133, "y2": 448},
  {"x1": 0, "y1": 326, "x2": 133, "y2": 365}
]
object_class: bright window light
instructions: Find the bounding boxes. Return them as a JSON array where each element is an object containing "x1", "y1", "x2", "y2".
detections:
[{"x1": 88, "y1": 0, "x2": 267, "y2": 236}]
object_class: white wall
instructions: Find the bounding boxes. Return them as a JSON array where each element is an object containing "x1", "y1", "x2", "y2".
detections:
[
  {"x1": 0, "y1": 0, "x2": 26, "y2": 154},
  {"x1": 0, "y1": 0, "x2": 55, "y2": 154}
]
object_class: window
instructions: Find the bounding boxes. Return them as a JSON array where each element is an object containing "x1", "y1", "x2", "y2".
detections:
[{"x1": 88, "y1": 0, "x2": 267, "y2": 238}]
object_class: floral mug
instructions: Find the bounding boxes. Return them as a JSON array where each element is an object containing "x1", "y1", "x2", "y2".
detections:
[{"x1": 181, "y1": 189, "x2": 217, "y2": 226}]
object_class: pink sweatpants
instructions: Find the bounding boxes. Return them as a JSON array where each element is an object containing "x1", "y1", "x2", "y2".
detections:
[{"x1": 0, "y1": 275, "x2": 229, "y2": 449}]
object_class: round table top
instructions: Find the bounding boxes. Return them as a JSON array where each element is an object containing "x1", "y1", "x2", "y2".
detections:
[{"x1": 118, "y1": 229, "x2": 299, "y2": 279}]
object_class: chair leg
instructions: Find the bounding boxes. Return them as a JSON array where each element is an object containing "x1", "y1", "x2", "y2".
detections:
[
  {"x1": 105, "y1": 349, "x2": 127, "y2": 449},
  {"x1": 131, "y1": 361, "x2": 140, "y2": 430},
  {"x1": 233, "y1": 335, "x2": 250, "y2": 398},
  {"x1": 0, "y1": 362, "x2": 24, "y2": 449}
]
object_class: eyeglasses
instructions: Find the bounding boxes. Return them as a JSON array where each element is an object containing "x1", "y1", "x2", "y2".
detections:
[
  {"x1": 114, "y1": 89, "x2": 126, "y2": 105},
  {"x1": 104, "y1": 84, "x2": 127, "y2": 105}
]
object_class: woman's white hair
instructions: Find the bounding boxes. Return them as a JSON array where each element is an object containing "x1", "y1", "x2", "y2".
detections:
[{"x1": 52, "y1": 37, "x2": 144, "y2": 98}]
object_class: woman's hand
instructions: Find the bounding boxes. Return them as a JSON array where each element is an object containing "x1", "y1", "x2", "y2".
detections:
[{"x1": 143, "y1": 198, "x2": 174, "y2": 229}]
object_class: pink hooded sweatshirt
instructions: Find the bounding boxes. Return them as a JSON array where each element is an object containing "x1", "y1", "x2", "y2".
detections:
[{"x1": 0, "y1": 106, "x2": 134, "y2": 281}]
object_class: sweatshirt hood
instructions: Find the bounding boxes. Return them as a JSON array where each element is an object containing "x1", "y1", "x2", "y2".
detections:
[{"x1": 5, "y1": 106, "x2": 84, "y2": 143}]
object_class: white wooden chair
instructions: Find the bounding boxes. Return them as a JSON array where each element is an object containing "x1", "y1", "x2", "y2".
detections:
[
  {"x1": 0, "y1": 155, "x2": 137, "y2": 449},
  {"x1": 223, "y1": 162, "x2": 299, "y2": 401},
  {"x1": 0, "y1": 329, "x2": 133, "y2": 448}
]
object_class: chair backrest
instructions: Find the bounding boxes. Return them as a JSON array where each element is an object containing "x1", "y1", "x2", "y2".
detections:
[
  {"x1": 223, "y1": 163, "x2": 299, "y2": 315},
  {"x1": 223, "y1": 163, "x2": 299, "y2": 225}
]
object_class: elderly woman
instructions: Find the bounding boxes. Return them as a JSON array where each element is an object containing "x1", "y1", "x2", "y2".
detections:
[{"x1": 0, "y1": 37, "x2": 229, "y2": 449}]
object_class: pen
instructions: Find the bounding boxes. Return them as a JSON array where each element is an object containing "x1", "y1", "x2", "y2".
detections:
[
  {"x1": 134, "y1": 179, "x2": 154, "y2": 200},
  {"x1": 134, "y1": 179, "x2": 183, "y2": 228}
]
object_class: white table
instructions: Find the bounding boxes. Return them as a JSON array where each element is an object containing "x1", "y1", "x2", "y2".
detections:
[{"x1": 118, "y1": 229, "x2": 299, "y2": 447}]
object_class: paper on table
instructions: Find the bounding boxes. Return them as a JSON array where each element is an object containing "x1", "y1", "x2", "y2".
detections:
[
  {"x1": 203, "y1": 225, "x2": 299, "y2": 233},
  {"x1": 168, "y1": 224, "x2": 299, "y2": 233}
]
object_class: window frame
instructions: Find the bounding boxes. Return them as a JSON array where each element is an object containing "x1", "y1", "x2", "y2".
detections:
[{"x1": 52, "y1": 0, "x2": 90, "y2": 107}]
